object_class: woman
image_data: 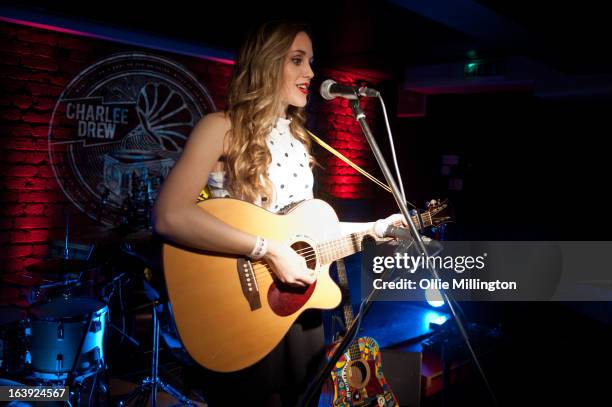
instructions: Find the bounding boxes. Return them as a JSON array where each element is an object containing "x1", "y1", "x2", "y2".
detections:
[{"x1": 154, "y1": 21, "x2": 401, "y2": 406}]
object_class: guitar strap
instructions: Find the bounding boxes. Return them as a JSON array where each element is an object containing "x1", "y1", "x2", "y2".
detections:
[
  {"x1": 307, "y1": 129, "x2": 417, "y2": 210},
  {"x1": 307, "y1": 128, "x2": 392, "y2": 328},
  {"x1": 306, "y1": 129, "x2": 391, "y2": 194}
]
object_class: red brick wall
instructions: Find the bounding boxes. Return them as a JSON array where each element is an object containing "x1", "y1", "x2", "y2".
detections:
[
  {"x1": 0, "y1": 21, "x2": 232, "y2": 274},
  {"x1": 0, "y1": 21, "x2": 380, "y2": 275},
  {"x1": 311, "y1": 70, "x2": 380, "y2": 199}
]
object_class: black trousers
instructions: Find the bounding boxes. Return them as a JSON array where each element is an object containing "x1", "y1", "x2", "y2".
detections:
[{"x1": 189, "y1": 310, "x2": 326, "y2": 407}]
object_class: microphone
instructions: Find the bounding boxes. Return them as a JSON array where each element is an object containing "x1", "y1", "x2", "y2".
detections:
[{"x1": 320, "y1": 79, "x2": 380, "y2": 100}]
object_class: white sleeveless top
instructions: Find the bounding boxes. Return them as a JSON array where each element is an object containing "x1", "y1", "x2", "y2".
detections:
[{"x1": 208, "y1": 117, "x2": 314, "y2": 213}]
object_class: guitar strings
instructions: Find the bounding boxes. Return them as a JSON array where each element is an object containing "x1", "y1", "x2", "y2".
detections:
[
  {"x1": 249, "y1": 215, "x2": 437, "y2": 279},
  {"x1": 250, "y1": 222, "x2": 386, "y2": 278},
  {"x1": 253, "y1": 214, "x2": 428, "y2": 261},
  {"x1": 250, "y1": 217, "x2": 408, "y2": 264}
]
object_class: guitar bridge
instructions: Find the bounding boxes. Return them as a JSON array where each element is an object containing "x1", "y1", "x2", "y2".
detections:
[{"x1": 236, "y1": 258, "x2": 262, "y2": 311}]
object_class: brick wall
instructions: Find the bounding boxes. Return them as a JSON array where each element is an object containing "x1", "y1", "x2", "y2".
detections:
[
  {"x1": 0, "y1": 21, "x2": 381, "y2": 275},
  {"x1": 0, "y1": 21, "x2": 232, "y2": 274},
  {"x1": 310, "y1": 70, "x2": 380, "y2": 200}
]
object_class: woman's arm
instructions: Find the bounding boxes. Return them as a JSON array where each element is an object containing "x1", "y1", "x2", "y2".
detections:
[
  {"x1": 153, "y1": 113, "x2": 315, "y2": 286},
  {"x1": 153, "y1": 112, "x2": 255, "y2": 255}
]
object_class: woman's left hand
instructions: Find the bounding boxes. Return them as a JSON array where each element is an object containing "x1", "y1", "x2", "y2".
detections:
[{"x1": 371, "y1": 213, "x2": 408, "y2": 239}]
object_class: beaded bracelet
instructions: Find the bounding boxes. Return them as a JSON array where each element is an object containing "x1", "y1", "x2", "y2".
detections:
[{"x1": 249, "y1": 236, "x2": 268, "y2": 260}]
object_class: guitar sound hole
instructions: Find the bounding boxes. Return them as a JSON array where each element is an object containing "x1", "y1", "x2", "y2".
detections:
[
  {"x1": 348, "y1": 361, "x2": 368, "y2": 388},
  {"x1": 290, "y1": 241, "x2": 316, "y2": 269}
]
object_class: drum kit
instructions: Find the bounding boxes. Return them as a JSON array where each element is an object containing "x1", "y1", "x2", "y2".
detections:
[
  {"x1": 0, "y1": 253, "x2": 115, "y2": 403},
  {"x1": 0, "y1": 223, "x2": 195, "y2": 406}
]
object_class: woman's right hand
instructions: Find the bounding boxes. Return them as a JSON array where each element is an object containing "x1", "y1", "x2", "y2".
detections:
[{"x1": 263, "y1": 240, "x2": 317, "y2": 287}]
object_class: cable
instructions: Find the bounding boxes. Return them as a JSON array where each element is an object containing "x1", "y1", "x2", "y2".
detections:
[{"x1": 378, "y1": 94, "x2": 408, "y2": 205}]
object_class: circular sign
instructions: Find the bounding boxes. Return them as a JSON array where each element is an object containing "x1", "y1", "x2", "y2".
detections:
[{"x1": 48, "y1": 52, "x2": 216, "y2": 226}]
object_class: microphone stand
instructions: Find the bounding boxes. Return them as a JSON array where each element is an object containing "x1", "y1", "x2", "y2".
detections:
[
  {"x1": 351, "y1": 98, "x2": 497, "y2": 406},
  {"x1": 300, "y1": 98, "x2": 497, "y2": 407}
]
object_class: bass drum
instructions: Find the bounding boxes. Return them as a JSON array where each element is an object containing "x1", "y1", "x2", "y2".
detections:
[{"x1": 29, "y1": 296, "x2": 108, "y2": 382}]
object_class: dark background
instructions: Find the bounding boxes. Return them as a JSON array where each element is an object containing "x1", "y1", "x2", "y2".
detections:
[
  {"x1": 1, "y1": 1, "x2": 611, "y2": 405},
  {"x1": 4, "y1": 0, "x2": 612, "y2": 238}
]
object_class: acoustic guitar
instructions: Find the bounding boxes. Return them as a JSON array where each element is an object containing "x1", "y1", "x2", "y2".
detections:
[
  {"x1": 162, "y1": 198, "x2": 451, "y2": 372},
  {"x1": 326, "y1": 259, "x2": 398, "y2": 406}
]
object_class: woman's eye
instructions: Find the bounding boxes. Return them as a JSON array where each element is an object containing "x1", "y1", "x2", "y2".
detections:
[{"x1": 292, "y1": 58, "x2": 302, "y2": 65}]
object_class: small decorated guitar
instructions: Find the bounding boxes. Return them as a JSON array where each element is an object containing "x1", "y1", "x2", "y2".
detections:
[
  {"x1": 326, "y1": 259, "x2": 398, "y2": 406},
  {"x1": 162, "y1": 198, "x2": 452, "y2": 373}
]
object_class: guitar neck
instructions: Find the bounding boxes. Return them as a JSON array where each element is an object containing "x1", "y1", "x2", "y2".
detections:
[{"x1": 318, "y1": 211, "x2": 434, "y2": 264}]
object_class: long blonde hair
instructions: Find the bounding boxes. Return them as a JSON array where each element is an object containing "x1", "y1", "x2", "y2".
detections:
[{"x1": 225, "y1": 21, "x2": 313, "y2": 207}]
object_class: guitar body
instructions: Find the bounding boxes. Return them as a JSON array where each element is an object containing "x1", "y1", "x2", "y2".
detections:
[
  {"x1": 162, "y1": 198, "x2": 342, "y2": 372},
  {"x1": 327, "y1": 336, "x2": 398, "y2": 406}
]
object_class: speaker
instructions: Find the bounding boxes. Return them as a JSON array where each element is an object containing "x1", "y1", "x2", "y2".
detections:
[{"x1": 380, "y1": 349, "x2": 422, "y2": 407}]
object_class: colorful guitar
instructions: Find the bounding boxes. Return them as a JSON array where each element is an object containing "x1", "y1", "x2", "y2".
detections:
[
  {"x1": 162, "y1": 198, "x2": 451, "y2": 372},
  {"x1": 326, "y1": 259, "x2": 398, "y2": 406}
]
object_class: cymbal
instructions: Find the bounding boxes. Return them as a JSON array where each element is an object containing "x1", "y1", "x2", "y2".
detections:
[
  {"x1": 26, "y1": 258, "x2": 99, "y2": 276},
  {"x1": 1, "y1": 271, "x2": 47, "y2": 287}
]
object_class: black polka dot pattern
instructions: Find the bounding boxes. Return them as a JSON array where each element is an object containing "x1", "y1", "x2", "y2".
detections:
[{"x1": 265, "y1": 118, "x2": 314, "y2": 213}]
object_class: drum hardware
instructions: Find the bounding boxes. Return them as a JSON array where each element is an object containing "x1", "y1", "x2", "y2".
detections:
[
  {"x1": 30, "y1": 278, "x2": 81, "y2": 303},
  {"x1": 114, "y1": 280, "x2": 194, "y2": 406},
  {"x1": 3, "y1": 214, "x2": 193, "y2": 405},
  {"x1": 100, "y1": 271, "x2": 141, "y2": 348},
  {"x1": 26, "y1": 258, "x2": 99, "y2": 280},
  {"x1": 25, "y1": 261, "x2": 98, "y2": 303}
]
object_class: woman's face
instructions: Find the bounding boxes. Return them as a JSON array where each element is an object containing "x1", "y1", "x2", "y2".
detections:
[{"x1": 280, "y1": 31, "x2": 314, "y2": 110}]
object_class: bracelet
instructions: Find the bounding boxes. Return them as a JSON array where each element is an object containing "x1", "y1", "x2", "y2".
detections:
[{"x1": 249, "y1": 236, "x2": 268, "y2": 260}]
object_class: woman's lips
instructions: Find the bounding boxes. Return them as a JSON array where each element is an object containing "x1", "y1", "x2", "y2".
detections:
[{"x1": 297, "y1": 84, "x2": 309, "y2": 95}]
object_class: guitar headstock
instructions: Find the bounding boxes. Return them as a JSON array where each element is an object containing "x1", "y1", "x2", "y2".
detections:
[{"x1": 424, "y1": 198, "x2": 453, "y2": 227}]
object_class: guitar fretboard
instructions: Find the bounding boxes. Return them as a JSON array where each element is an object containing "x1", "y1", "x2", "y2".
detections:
[{"x1": 317, "y1": 212, "x2": 433, "y2": 265}]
